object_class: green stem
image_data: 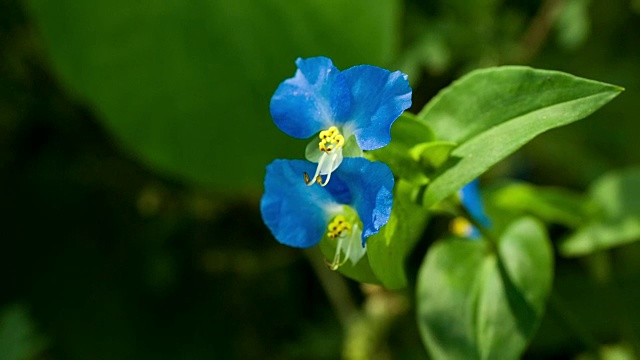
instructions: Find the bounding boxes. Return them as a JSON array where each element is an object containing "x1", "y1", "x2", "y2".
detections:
[
  {"x1": 516, "y1": 0, "x2": 567, "y2": 63},
  {"x1": 303, "y1": 247, "x2": 358, "y2": 329},
  {"x1": 304, "y1": 249, "x2": 408, "y2": 360},
  {"x1": 457, "y1": 205, "x2": 498, "y2": 252},
  {"x1": 343, "y1": 287, "x2": 409, "y2": 360}
]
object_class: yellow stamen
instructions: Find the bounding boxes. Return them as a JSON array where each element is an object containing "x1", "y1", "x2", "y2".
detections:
[
  {"x1": 450, "y1": 217, "x2": 473, "y2": 237},
  {"x1": 318, "y1": 126, "x2": 345, "y2": 154},
  {"x1": 327, "y1": 215, "x2": 352, "y2": 239},
  {"x1": 326, "y1": 234, "x2": 351, "y2": 271}
]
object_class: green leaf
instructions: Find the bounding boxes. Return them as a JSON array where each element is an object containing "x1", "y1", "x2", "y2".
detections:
[
  {"x1": 367, "y1": 113, "x2": 435, "y2": 185},
  {"x1": 560, "y1": 168, "x2": 640, "y2": 256},
  {"x1": 26, "y1": 0, "x2": 401, "y2": 191},
  {"x1": 417, "y1": 217, "x2": 553, "y2": 359},
  {"x1": 409, "y1": 141, "x2": 457, "y2": 173},
  {"x1": 417, "y1": 66, "x2": 623, "y2": 208},
  {"x1": 366, "y1": 180, "x2": 430, "y2": 289},
  {"x1": 486, "y1": 182, "x2": 592, "y2": 228}
]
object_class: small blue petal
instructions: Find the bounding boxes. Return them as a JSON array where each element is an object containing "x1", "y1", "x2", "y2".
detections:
[
  {"x1": 460, "y1": 179, "x2": 492, "y2": 229},
  {"x1": 342, "y1": 65, "x2": 412, "y2": 150},
  {"x1": 270, "y1": 57, "x2": 352, "y2": 139},
  {"x1": 331, "y1": 158, "x2": 394, "y2": 245},
  {"x1": 261, "y1": 159, "x2": 338, "y2": 248}
]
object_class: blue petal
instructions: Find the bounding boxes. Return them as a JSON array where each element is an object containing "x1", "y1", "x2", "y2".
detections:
[
  {"x1": 460, "y1": 180, "x2": 492, "y2": 229},
  {"x1": 270, "y1": 57, "x2": 352, "y2": 139},
  {"x1": 261, "y1": 159, "x2": 340, "y2": 248},
  {"x1": 331, "y1": 158, "x2": 394, "y2": 245},
  {"x1": 342, "y1": 65, "x2": 412, "y2": 150}
]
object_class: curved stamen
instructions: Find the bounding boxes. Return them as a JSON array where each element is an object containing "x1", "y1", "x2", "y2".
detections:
[
  {"x1": 306, "y1": 152, "x2": 328, "y2": 186},
  {"x1": 327, "y1": 236, "x2": 351, "y2": 271},
  {"x1": 319, "y1": 152, "x2": 341, "y2": 186}
]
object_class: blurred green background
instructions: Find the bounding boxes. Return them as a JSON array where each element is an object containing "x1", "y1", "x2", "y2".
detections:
[{"x1": 1, "y1": 0, "x2": 639, "y2": 358}]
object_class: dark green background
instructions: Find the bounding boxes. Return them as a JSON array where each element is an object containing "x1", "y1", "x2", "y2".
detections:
[{"x1": 1, "y1": 0, "x2": 639, "y2": 358}]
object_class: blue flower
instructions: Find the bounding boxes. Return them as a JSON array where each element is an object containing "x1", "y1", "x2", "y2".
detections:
[
  {"x1": 452, "y1": 179, "x2": 492, "y2": 239},
  {"x1": 260, "y1": 157, "x2": 394, "y2": 267},
  {"x1": 270, "y1": 56, "x2": 411, "y2": 186}
]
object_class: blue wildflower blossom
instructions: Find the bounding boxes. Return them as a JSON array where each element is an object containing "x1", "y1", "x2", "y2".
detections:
[
  {"x1": 452, "y1": 179, "x2": 492, "y2": 239},
  {"x1": 270, "y1": 56, "x2": 412, "y2": 186},
  {"x1": 260, "y1": 157, "x2": 394, "y2": 268}
]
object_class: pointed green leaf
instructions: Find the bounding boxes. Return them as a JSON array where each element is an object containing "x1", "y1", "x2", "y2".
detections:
[
  {"x1": 417, "y1": 66, "x2": 623, "y2": 207},
  {"x1": 417, "y1": 217, "x2": 553, "y2": 359},
  {"x1": 366, "y1": 180, "x2": 430, "y2": 289},
  {"x1": 560, "y1": 168, "x2": 640, "y2": 256}
]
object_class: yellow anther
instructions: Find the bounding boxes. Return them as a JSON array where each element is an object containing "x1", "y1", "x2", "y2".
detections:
[
  {"x1": 319, "y1": 127, "x2": 337, "y2": 139},
  {"x1": 450, "y1": 217, "x2": 473, "y2": 237},
  {"x1": 327, "y1": 215, "x2": 352, "y2": 239},
  {"x1": 317, "y1": 127, "x2": 345, "y2": 154}
]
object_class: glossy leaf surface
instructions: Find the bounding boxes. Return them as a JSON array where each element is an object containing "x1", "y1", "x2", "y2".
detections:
[
  {"x1": 417, "y1": 218, "x2": 553, "y2": 359},
  {"x1": 417, "y1": 67, "x2": 622, "y2": 207}
]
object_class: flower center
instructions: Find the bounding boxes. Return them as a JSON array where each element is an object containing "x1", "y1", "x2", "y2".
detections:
[
  {"x1": 325, "y1": 215, "x2": 354, "y2": 270},
  {"x1": 318, "y1": 126, "x2": 345, "y2": 153},
  {"x1": 322, "y1": 210, "x2": 367, "y2": 270},
  {"x1": 304, "y1": 126, "x2": 345, "y2": 187},
  {"x1": 327, "y1": 215, "x2": 352, "y2": 239}
]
